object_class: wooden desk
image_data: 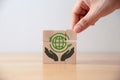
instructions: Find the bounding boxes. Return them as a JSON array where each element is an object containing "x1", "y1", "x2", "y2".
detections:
[{"x1": 0, "y1": 53, "x2": 120, "y2": 80}]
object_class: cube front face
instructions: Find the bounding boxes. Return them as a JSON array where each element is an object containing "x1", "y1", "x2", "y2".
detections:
[{"x1": 43, "y1": 30, "x2": 77, "y2": 64}]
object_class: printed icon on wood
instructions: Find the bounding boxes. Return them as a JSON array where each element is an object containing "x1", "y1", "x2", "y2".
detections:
[{"x1": 43, "y1": 30, "x2": 77, "y2": 64}]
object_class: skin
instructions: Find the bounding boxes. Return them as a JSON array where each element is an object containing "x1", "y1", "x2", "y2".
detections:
[{"x1": 71, "y1": 0, "x2": 120, "y2": 33}]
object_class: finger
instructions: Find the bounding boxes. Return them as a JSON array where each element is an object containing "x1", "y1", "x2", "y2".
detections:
[
  {"x1": 71, "y1": 9, "x2": 87, "y2": 29},
  {"x1": 73, "y1": 8, "x2": 100, "y2": 33},
  {"x1": 71, "y1": 0, "x2": 83, "y2": 29},
  {"x1": 71, "y1": 1, "x2": 89, "y2": 29}
]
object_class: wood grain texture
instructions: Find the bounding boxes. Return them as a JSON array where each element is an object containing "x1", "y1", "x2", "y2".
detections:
[{"x1": 0, "y1": 53, "x2": 120, "y2": 80}]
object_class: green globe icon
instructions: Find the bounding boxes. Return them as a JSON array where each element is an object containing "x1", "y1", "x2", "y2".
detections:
[
  {"x1": 49, "y1": 33, "x2": 72, "y2": 53},
  {"x1": 52, "y1": 35, "x2": 66, "y2": 50}
]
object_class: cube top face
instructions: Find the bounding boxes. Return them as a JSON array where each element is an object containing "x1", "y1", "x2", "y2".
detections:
[{"x1": 43, "y1": 30, "x2": 77, "y2": 64}]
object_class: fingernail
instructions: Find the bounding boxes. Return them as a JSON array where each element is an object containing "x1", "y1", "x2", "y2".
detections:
[{"x1": 73, "y1": 25, "x2": 82, "y2": 33}]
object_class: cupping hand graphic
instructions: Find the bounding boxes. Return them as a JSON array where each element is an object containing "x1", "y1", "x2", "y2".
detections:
[
  {"x1": 45, "y1": 47, "x2": 58, "y2": 61},
  {"x1": 45, "y1": 47, "x2": 74, "y2": 61},
  {"x1": 61, "y1": 48, "x2": 74, "y2": 61}
]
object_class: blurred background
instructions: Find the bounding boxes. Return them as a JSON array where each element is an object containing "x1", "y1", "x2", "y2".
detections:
[{"x1": 0, "y1": 0, "x2": 120, "y2": 53}]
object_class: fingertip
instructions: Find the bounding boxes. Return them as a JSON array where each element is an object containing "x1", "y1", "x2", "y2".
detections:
[{"x1": 73, "y1": 24, "x2": 82, "y2": 33}]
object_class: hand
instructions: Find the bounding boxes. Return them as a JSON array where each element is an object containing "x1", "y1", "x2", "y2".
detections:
[
  {"x1": 45, "y1": 47, "x2": 58, "y2": 61},
  {"x1": 71, "y1": 0, "x2": 120, "y2": 33},
  {"x1": 61, "y1": 48, "x2": 74, "y2": 61}
]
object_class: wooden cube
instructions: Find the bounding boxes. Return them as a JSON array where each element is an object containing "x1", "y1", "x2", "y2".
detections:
[{"x1": 43, "y1": 29, "x2": 77, "y2": 64}]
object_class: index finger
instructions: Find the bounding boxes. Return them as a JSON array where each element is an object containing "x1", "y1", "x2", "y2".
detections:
[{"x1": 71, "y1": 0, "x2": 88, "y2": 29}]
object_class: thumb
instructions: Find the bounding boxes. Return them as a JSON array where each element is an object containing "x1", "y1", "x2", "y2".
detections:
[{"x1": 73, "y1": 9, "x2": 100, "y2": 33}]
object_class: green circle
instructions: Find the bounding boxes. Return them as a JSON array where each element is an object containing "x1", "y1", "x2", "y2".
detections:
[
  {"x1": 49, "y1": 33, "x2": 69, "y2": 53},
  {"x1": 52, "y1": 35, "x2": 66, "y2": 50}
]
